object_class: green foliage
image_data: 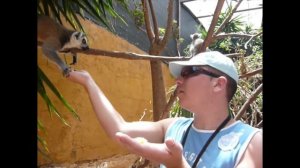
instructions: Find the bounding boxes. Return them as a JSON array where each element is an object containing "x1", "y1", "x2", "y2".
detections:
[
  {"x1": 159, "y1": 27, "x2": 166, "y2": 36},
  {"x1": 183, "y1": 44, "x2": 191, "y2": 56},
  {"x1": 172, "y1": 20, "x2": 180, "y2": 40},
  {"x1": 209, "y1": 6, "x2": 262, "y2": 56},
  {"x1": 38, "y1": 66, "x2": 80, "y2": 122},
  {"x1": 170, "y1": 101, "x2": 193, "y2": 118},
  {"x1": 131, "y1": 1, "x2": 145, "y2": 27},
  {"x1": 230, "y1": 50, "x2": 262, "y2": 127},
  {"x1": 196, "y1": 25, "x2": 208, "y2": 39},
  {"x1": 38, "y1": 66, "x2": 81, "y2": 154},
  {"x1": 167, "y1": 85, "x2": 193, "y2": 118},
  {"x1": 37, "y1": 0, "x2": 128, "y2": 32},
  {"x1": 179, "y1": 38, "x2": 184, "y2": 44},
  {"x1": 215, "y1": 6, "x2": 244, "y2": 33}
]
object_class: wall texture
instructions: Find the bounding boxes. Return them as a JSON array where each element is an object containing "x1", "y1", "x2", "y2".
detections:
[{"x1": 38, "y1": 17, "x2": 175, "y2": 165}]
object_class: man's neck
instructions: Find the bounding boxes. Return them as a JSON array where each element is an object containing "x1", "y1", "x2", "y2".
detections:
[{"x1": 193, "y1": 111, "x2": 234, "y2": 130}]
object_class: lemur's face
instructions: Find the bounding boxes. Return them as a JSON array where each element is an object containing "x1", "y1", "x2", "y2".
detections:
[
  {"x1": 70, "y1": 32, "x2": 89, "y2": 50},
  {"x1": 190, "y1": 33, "x2": 201, "y2": 40}
]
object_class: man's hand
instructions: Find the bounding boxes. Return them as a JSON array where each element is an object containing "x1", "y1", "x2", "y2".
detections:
[
  {"x1": 115, "y1": 132, "x2": 190, "y2": 168},
  {"x1": 66, "y1": 70, "x2": 93, "y2": 87}
]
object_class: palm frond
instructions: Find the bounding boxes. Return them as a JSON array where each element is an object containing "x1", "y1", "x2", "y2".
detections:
[
  {"x1": 38, "y1": 66, "x2": 80, "y2": 121},
  {"x1": 38, "y1": 119, "x2": 46, "y2": 134},
  {"x1": 38, "y1": 134, "x2": 49, "y2": 153},
  {"x1": 38, "y1": 0, "x2": 128, "y2": 32}
]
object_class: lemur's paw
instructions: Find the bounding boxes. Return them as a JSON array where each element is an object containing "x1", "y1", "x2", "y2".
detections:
[{"x1": 63, "y1": 67, "x2": 72, "y2": 77}]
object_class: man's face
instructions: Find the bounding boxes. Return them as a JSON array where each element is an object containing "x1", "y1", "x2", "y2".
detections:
[{"x1": 176, "y1": 66, "x2": 219, "y2": 112}]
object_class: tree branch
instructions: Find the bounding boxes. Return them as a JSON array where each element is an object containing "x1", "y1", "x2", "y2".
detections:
[
  {"x1": 148, "y1": 0, "x2": 159, "y2": 42},
  {"x1": 141, "y1": 0, "x2": 154, "y2": 42},
  {"x1": 235, "y1": 84, "x2": 262, "y2": 120},
  {"x1": 244, "y1": 31, "x2": 263, "y2": 49},
  {"x1": 215, "y1": 0, "x2": 243, "y2": 35},
  {"x1": 160, "y1": 0, "x2": 174, "y2": 47},
  {"x1": 160, "y1": 87, "x2": 178, "y2": 120},
  {"x1": 239, "y1": 68, "x2": 262, "y2": 78},
  {"x1": 226, "y1": 53, "x2": 242, "y2": 58},
  {"x1": 64, "y1": 48, "x2": 191, "y2": 61},
  {"x1": 256, "y1": 120, "x2": 263, "y2": 128},
  {"x1": 214, "y1": 33, "x2": 253, "y2": 40},
  {"x1": 200, "y1": 0, "x2": 225, "y2": 52},
  {"x1": 39, "y1": 44, "x2": 235, "y2": 62}
]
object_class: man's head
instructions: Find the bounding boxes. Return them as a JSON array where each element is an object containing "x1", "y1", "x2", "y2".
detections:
[{"x1": 169, "y1": 51, "x2": 238, "y2": 102}]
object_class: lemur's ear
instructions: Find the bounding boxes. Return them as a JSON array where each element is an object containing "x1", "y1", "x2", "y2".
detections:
[{"x1": 74, "y1": 32, "x2": 80, "y2": 39}]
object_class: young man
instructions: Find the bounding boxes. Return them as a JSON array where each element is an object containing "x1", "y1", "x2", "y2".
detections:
[{"x1": 67, "y1": 51, "x2": 262, "y2": 168}]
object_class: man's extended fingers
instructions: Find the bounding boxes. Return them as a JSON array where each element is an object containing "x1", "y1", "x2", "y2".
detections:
[
  {"x1": 165, "y1": 138, "x2": 183, "y2": 155},
  {"x1": 115, "y1": 132, "x2": 150, "y2": 157},
  {"x1": 115, "y1": 132, "x2": 168, "y2": 157}
]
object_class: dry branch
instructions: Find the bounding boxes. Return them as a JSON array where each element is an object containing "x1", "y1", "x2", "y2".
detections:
[
  {"x1": 160, "y1": 0, "x2": 174, "y2": 47},
  {"x1": 37, "y1": 44, "x2": 236, "y2": 62},
  {"x1": 244, "y1": 31, "x2": 263, "y2": 49},
  {"x1": 235, "y1": 84, "x2": 262, "y2": 120},
  {"x1": 215, "y1": 0, "x2": 243, "y2": 35},
  {"x1": 67, "y1": 48, "x2": 191, "y2": 61},
  {"x1": 256, "y1": 120, "x2": 263, "y2": 128},
  {"x1": 148, "y1": 0, "x2": 159, "y2": 41},
  {"x1": 142, "y1": 0, "x2": 154, "y2": 41},
  {"x1": 239, "y1": 68, "x2": 262, "y2": 78},
  {"x1": 226, "y1": 53, "x2": 242, "y2": 58},
  {"x1": 160, "y1": 87, "x2": 178, "y2": 120},
  {"x1": 200, "y1": 0, "x2": 225, "y2": 52},
  {"x1": 214, "y1": 33, "x2": 253, "y2": 40}
]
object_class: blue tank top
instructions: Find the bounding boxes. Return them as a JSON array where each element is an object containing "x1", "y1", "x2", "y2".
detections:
[{"x1": 160, "y1": 117, "x2": 261, "y2": 168}]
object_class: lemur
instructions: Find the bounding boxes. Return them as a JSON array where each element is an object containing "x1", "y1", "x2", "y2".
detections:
[
  {"x1": 38, "y1": 15, "x2": 89, "y2": 77},
  {"x1": 189, "y1": 33, "x2": 210, "y2": 56}
]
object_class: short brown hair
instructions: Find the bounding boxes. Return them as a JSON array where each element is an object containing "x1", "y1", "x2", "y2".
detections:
[{"x1": 205, "y1": 66, "x2": 238, "y2": 102}]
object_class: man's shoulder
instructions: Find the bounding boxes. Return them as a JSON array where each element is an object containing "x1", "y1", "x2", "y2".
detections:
[{"x1": 235, "y1": 120, "x2": 262, "y2": 131}]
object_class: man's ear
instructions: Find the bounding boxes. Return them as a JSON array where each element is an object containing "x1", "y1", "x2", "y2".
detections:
[{"x1": 212, "y1": 76, "x2": 227, "y2": 92}]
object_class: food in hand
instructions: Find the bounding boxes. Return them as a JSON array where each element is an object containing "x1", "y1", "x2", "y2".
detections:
[{"x1": 135, "y1": 137, "x2": 148, "y2": 144}]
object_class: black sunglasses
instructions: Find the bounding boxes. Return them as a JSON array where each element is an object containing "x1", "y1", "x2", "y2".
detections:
[{"x1": 180, "y1": 66, "x2": 220, "y2": 79}]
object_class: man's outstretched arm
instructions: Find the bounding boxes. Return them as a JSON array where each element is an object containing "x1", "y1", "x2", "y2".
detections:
[
  {"x1": 67, "y1": 70, "x2": 176, "y2": 143},
  {"x1": 116, "y1": 132, "x2": 191, "y2": 168}
]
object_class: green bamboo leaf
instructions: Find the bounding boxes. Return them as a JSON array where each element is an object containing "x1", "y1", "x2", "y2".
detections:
[
  {"x1": 38, "y1": 147, "x2": 52, "y2": 161},
  {"x1": 71, "y1": 11, "x2": 84, "y2": 32},
  {"x1": 91, "y1": 0, "x2": 103, "y2": 16},
  {"x1": 81, "y1": 0, "x2": 111, "y2": 30},
  {"x1": 103, "y1": 2, "x2": 128, "y2": 26},
  {"x1": 107, "y1": 0, "x2": 113, "y2": 9},
  {"x1": 38, "y1": 119, "x2": 46, "y2": 133},
  {"x1": 38, "y1": 67, "x2": 80, "y2": 121},
  {"x1": 38, "y1": 135, "x2": 49, "y2": 152},
  {"x1": 41, "y1": 0, "x2": 50, "y2": 16},
  {"x1": 38, "y1": 84, "x2": 70, "y2": 127},
  {"x1": 37, "y1": 1, "x2": 44, "y2": 15},
  {"x1": 72, "y1": 0, "x2": 88, "y2": 18},
  {"x1": 60, "y1": 0, "x2": 77, "y2": 30},
  {"x1": 38, "y1": 75, "x2": 52, "y2": 117},
  {"x1": 47, "y1": 0, "x2": 63, "y2": 25},
  {"x1": 52, "y1": 0, "x2": 78, "y2": 31},
  {"x1": 63, "y1": 1, "x2": 83, "y2": 31},
  {"x1": 72, "y1": 1, "x2": 92, "y2": 25},
  {"x1": 38, "y1": 69, "x2": 72, "y2": 127},
  {"x1": 95, "y1": 0, "x2": 107, "y2": 17},
  {"x1": 77, "y1": 6, "x2": 86, "y2": 21},
  {"x1": 81, "y1": 1, "x2": 102, "y2": 18}
]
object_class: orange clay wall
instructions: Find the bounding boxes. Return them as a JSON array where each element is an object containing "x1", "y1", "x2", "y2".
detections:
[{"x1": 38, "y1": 17, "x2": 175, "y2": 165}]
